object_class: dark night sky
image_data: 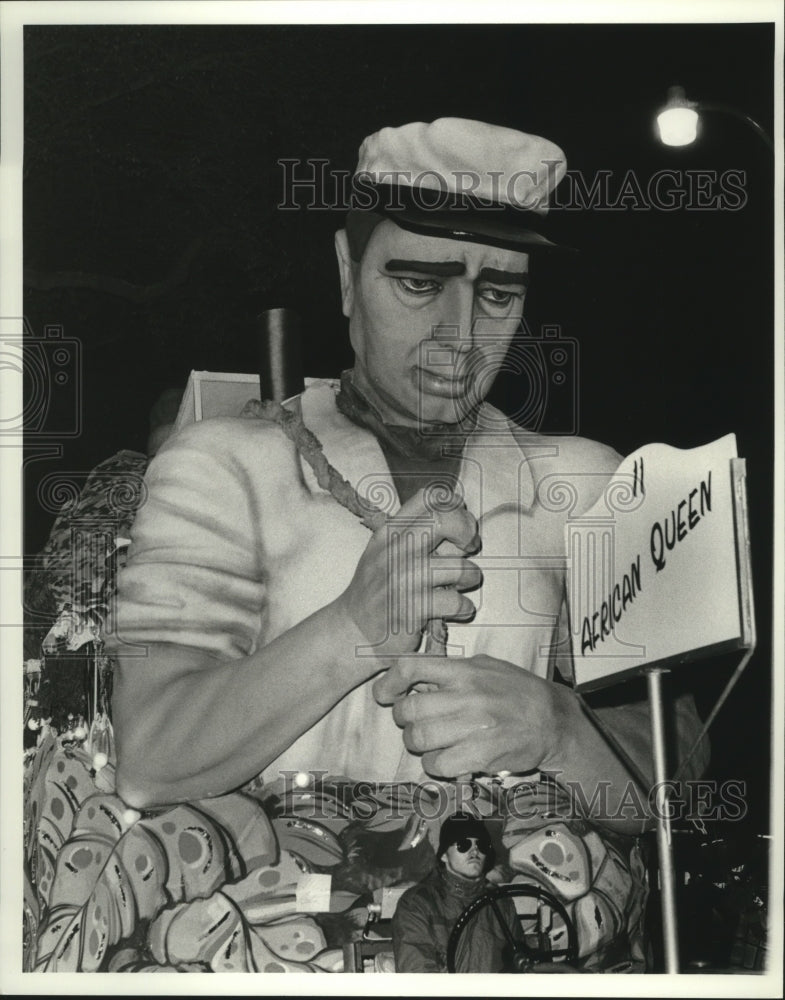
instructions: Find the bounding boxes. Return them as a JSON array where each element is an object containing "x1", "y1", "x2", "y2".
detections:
[{"x1": 23, "y1": 21, "x2": 776, "y2": 827}]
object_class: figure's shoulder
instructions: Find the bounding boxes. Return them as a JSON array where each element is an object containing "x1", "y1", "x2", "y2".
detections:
[
  {"x1": 155, "y1": 410, "x2": 298, "y2": 470},
  {"x1": 170, "y1": 406, "x2": 289, "y2": 444},
  {"x1": 138, "y1": 417, "x2": 304, "y2": 512},
  {"x1": 160, "y1": 379, "x2": 341, "y2": 454},
  {"x1": 148, "y1": 381, "x2": 354, "y2": 495}
]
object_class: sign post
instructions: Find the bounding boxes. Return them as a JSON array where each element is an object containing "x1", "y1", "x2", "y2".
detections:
[
  {"x1": 646, "y1": 665, "x2": 679, "y2": 973},
  {"x1": 565, "y1": 435, "x2": 756, "y2": 973}
]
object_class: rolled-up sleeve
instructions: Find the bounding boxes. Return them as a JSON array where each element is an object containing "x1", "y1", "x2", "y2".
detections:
[{"x1": 106, "y1": 418, "x2": 271, "y2": 660}]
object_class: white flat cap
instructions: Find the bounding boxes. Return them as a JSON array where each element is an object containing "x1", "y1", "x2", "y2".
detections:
[{"x1": 351, "y1": 118, "x2": 568, "y2": 250}]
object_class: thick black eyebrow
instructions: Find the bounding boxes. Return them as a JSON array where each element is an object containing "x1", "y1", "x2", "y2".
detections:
[
  {"x1": 385, "y1": 259, "x2": 466, "y2": 277},
  {"x1": 478, "y1": 267, "x2": 529, "y2": 286},
  {"x1": 384, "y1": 259, "x2": 528, "y2": 286}
]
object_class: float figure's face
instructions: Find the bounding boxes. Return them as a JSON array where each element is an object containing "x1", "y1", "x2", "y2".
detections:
[{"x1": 336, "y1": 220, "x2": 529, "y2": 427}]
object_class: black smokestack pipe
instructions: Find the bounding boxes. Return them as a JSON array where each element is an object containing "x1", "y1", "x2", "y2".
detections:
[{"x1": 258, "y1": 307, "x2": 303, "y2": 402}]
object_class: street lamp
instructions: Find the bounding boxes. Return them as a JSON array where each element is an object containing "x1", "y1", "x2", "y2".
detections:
[
  {"x1": 656, "y1": 86, "x2": 699, "y2": 146},
  {"x1": 656, "y1": 84, "x2": 774, "y2": 151},
  {"x1": 651, "y1": 80, "x2": 772, "y2": 979}
]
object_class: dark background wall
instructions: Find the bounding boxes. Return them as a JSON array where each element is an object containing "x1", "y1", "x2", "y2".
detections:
[{"x1": 23, "y1": 22, "x2": 775, "y2": 829}]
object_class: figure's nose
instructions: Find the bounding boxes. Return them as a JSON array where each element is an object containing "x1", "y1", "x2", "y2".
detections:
[{"x1": 431, "y1": 282, "x2": 475, "y2": 353}]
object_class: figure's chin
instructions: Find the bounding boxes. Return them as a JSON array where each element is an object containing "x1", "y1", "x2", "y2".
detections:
[
  {"x1": 358, "y1": 370, "x2": 475, "y2": 428},
  {"x1": 411, "y1": 373, "x2": 477, "y2": 426},
  {"x1": 420, "y1": 397, "x2": 475, "y2": 427}
]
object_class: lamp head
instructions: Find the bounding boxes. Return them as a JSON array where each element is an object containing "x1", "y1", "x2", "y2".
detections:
[{"x1": 657, "y1": 85, "x2": 699, "y2": 147}]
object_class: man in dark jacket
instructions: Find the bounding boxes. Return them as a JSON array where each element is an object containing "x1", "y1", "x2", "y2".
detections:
[{"x1": 392, "y1": 812, "x2": 523, "y2": 973}]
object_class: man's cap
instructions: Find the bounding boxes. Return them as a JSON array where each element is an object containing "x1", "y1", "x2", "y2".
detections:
[
  {"x1": 437, "y1": 811, "x2": 494, "y2": 860},
  {"x1": 351, "y1": 117, "x2": 568, "y2": 252}
]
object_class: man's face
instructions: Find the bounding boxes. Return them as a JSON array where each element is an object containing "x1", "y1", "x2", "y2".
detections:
[
  {"x1": 441, "y1": 836, "x2": 488, "y2": 882},
  {"x1": 335, "y1": 220, "x2": 529, "y2": 427}
]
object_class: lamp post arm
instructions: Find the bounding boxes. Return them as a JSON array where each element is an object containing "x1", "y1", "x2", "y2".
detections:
[{"x1": 697, "y1": 102, "x2": 774, "y2": 152}]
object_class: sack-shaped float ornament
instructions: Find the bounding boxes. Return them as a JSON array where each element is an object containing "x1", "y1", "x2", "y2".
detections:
[{"x1": 34, "y1": 790, "x2": 277, "y2": 971}]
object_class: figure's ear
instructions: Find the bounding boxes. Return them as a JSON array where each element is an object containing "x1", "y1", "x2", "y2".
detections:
[{"x1": 334, "y1": 229, "x2": 355, "y2": 318}]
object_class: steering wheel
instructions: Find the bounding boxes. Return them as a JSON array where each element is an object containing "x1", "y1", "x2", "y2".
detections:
[{"x1": 446, "y1": 883, "x2": 579, "y2": 973}]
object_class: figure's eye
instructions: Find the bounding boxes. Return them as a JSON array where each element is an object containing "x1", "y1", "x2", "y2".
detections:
[
  {"x1": 396, "y1": 276, "x2": 442, "y2": 296},
  {"x1": 477, "y1": 286, "x2": 524, "y2": 308}
]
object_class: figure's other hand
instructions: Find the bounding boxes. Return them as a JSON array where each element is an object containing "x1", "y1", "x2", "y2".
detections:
[
  {"x1": 373, "y1": 654, "x2": 570, "y2": 778},
  {"x1": 334, "y1": 489, "x2": 482, "y2": 656}
]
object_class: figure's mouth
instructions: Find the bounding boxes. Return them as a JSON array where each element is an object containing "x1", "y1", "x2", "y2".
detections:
[{"x1": 416, "y1": 366, "x2": 471, "y2": 398}]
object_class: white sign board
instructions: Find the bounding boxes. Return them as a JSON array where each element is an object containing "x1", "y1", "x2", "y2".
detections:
[
  {"x1": 173, "y1": 369, "x2": 319, "y2": 432},
  {"x1": 173, "y1": 370, "x2": 262, "y2": 431},
  {"x1": 567, "y1": 434, "x2": 753, "y2": 692}
]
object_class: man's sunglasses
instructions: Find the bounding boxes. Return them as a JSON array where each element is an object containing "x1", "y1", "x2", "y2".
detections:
[{"x1": 452, "y1": 837, "x2": 490, "y2": 855}]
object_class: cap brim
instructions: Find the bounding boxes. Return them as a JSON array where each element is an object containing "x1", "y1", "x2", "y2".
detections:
[
  {"x1": 360, "y1": 182, "x2": 573, "y2": 252},
  {"x1": 384, "y1": 208, "x2": 568, "y2": 252}
]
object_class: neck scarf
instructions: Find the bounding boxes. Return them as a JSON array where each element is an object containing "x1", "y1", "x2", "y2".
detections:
[{"x1": 335, "y1": 369, "x2": 475, "y2": 463}]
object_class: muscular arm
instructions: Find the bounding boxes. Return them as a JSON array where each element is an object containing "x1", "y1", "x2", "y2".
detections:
[
  {"x1": 110, "y1": 419, "x2": 480, "y2": 809},
  {"x1": 113, "y1": 600, "x2": 375, "y2": 809}
]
